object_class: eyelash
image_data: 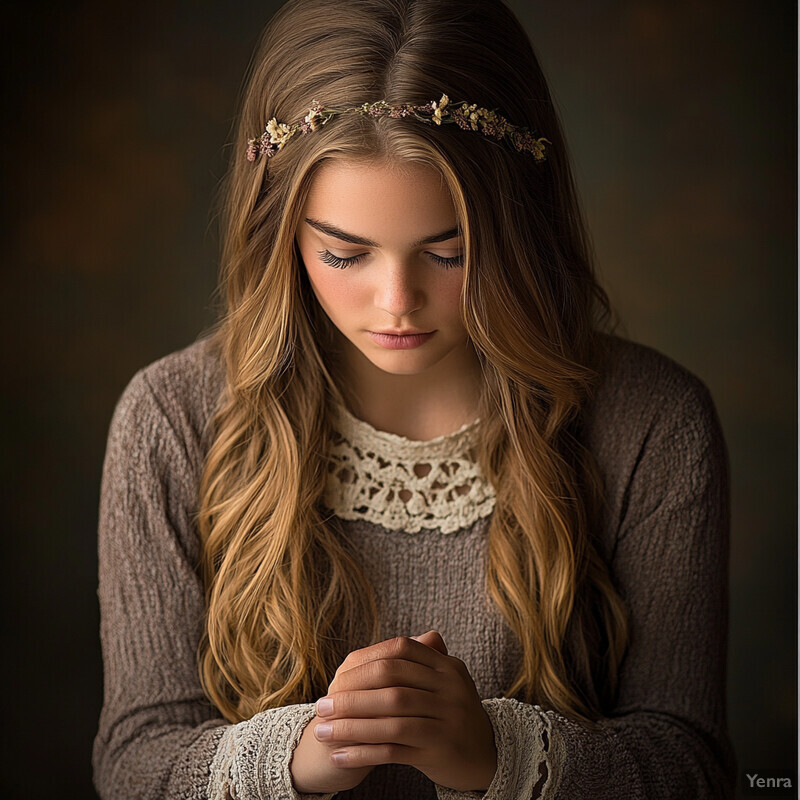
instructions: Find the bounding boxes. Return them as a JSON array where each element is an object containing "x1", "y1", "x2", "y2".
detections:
[{"x1": 316, "y1": 249, "x2": 464, "y2": 270}]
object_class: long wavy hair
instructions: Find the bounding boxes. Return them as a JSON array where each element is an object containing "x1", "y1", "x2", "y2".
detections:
[{"x1": 194, "y1": 0, "x2": 629, "y2": 727}]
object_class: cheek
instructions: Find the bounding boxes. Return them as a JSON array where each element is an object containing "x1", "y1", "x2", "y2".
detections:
[
  {"x1": 436, "y1": 272, "x2": 466, "y2": 318},
  {"x1": 304, "y1": 263, "x2": 359, "y2": 317}
]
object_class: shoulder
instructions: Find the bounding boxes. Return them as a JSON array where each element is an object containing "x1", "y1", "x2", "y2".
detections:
[
  {"x1": 133, "y1": 333, "x2": 224, "y2": 416},
  {"x1": 583, "y1": 334, "x2": 728, "y2": 547},
  {"x1": 591, "y1": 333, "x2": 714, "y2": 413},
  {"x1": 99, "y1": 336, "x2": 225, "y2": 572},
  {"x1": 586, "y1": 333, "x2": 721, "y2": 446},
  {"x1": 107, "y1": 334, "x2": 225, "y2": 460}
]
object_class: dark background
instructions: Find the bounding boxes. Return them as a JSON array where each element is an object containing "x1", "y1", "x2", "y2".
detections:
[{"x1": 3, "y1": 1, "x2": 796, "y2": 798}]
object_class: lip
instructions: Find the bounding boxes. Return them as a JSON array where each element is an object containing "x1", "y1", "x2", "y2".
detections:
[
  {"x1": 368, "y1": 331, "x2": 435, "y2": 350},
  {"x1": 373, "y1": 329, "x2": 432, "y2": 335}
]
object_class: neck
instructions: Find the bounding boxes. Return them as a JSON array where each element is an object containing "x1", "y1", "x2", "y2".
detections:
[{"x1": 334, "y1": 342, "x2": 483, "y2": 441}]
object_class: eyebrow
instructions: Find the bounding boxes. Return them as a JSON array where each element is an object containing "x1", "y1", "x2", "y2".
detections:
[{"x1": 304, "y1": 217, "x2": 461, "y2": 247}]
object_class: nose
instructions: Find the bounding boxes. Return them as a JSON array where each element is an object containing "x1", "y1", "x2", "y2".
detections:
[{"x1": 374, "y1": 261, "x2": 423, "y2": 319}]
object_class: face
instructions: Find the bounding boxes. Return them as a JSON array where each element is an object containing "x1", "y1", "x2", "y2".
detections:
[{"x1": 296, "y1": 159, "x2": 476, "y2": 386}]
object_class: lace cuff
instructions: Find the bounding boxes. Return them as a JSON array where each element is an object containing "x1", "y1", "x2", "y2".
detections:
[
  {"x1": 208, "y1": 702, "x2": 337, "y2": 800},
  {"x1": 434, "y1": 698, "x2": 563, "y2": 800}
]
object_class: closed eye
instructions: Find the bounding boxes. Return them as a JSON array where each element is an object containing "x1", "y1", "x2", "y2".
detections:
[
  {"x1": 317, "y1": 250, "x2": 366, "y2": 269},
  {"x1": 428, "y1": 253, "x2": 464, "y2": 269}
]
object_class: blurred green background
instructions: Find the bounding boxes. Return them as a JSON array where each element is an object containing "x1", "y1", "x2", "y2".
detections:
[{"x1": 3, "y1": 1, "x2": 795, "y2": 797}]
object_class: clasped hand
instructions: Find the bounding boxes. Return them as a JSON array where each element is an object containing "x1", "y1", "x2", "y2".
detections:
[{"x1": 309, "y1": 629, "x2": 497, "y2": 792}]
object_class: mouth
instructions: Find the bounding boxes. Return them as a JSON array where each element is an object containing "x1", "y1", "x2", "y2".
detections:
[
  {"x1": 372, "y1": 329, "x2": 433, "y2": 336},
  {"x1": 368, "y1": 330, "x2": 436, "y2": 350}
]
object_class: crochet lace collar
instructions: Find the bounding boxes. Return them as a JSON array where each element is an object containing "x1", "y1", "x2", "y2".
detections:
[{"x1": 322, "y1": 401, "x2": 496, "y2": 534}]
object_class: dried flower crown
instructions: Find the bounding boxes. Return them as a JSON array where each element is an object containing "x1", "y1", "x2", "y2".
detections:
[{"x1": 246, "y1": 94, "x2": 550, "y2": 163}]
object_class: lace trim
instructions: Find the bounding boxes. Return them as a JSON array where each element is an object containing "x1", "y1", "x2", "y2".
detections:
[
  {"x1": 434, "y1": 698, "x2": 563, "y2": 799},
  {"x1": 207, "y1": 703, "x2": 336, "y2": 800},
  {"x1": 323, "y1": 402, "x2": 496, "y2": 533},
  {"x1": 208, "y1": 717, "x2": 258, "y2": 800},
  {"x1": 208, "y1": 724, "x2": 237, "y2": 800}
]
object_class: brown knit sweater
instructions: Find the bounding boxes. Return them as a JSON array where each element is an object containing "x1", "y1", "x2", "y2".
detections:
[{"x1": 92, "y1": 333, "x2": 736, "y2": 799}]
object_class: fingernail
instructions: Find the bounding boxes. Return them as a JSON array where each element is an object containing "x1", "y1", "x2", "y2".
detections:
[
  {"x1": 315, "y1": 722, "x2": 333, "y2": 740},
  {"x1": 331, "y1": 751, "x2": 348, "y2": 765},
  {"x1": 316, "y1": 696, "x2": 334, "y2": 716}
]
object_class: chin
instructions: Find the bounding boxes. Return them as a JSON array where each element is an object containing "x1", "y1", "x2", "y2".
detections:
[{"x1": 372, "y1": 361, "x2": 430, "y2": 377}]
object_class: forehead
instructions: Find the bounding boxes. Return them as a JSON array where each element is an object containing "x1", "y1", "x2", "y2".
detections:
[{"x1": 301, "y1": 159, "x2": 458, "y2": 237}]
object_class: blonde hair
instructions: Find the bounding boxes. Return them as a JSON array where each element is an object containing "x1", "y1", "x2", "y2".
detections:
[{"x1": 195, "y1": 0, "x2": 629, "y2": 727}]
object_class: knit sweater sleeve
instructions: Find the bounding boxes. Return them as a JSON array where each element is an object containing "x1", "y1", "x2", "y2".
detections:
[
  {"x1": 92, "y1": 365, "x2": 336, "y2": 800},
  {"x1": 434, "y1": 356, "x2": 737, "y2": 800}
]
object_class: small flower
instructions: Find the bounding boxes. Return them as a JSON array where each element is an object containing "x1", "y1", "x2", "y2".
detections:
[
  {"x1": 531, "y1": 137, "x2": 550, "y2": 161},
  {"x1": 481, "y1": 120, "x2": 504, "y2": 139},
  {"x1": 511, "y1": 130, "x2": 532, "y2": 152},
  {"x1": 478, "y1": 111, "x2": 507, "y2": 140},
  {"x1": 258, "y1": 135, "x2": 278, "y2": 159},
  {"x1": 431, "y1": 93, "x2": 450, "y2": 125},
  {"x1": 266, "y1": 118, "x2": 294, "y2": 148},
  {"x1": 450, "y1": 106, "x2": 472, "y2": 130},
  {"x1": 459, "y1": 103, "x2": 481, "y2": 130},
  {"x1": 303, "y1": 104, "x2": 324, "y2": 131}
]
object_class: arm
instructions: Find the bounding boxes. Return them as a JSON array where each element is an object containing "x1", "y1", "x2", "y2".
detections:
[
  {"x1": 435, "y1": 370, "x2": 737, "y2": 799},
  {"x1": 92, "y1": 367, "x2": 337, "y2": 800}
]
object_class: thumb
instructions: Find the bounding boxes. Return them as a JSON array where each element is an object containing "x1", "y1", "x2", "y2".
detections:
[{"x1": 411, "y1": 629, "x2": 448, "y2": 655}]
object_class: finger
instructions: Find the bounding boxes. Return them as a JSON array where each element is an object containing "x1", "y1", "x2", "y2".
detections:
[
  {"x1": 336, "y1": 635, "x2": 446, "y2": 675},
  {"x1": 411, "y1": 630, "x2": 448, "y2": 655},
  {"x1": 317, "y1": 685, "x2": 443, "y2": 721},
  {"x1": 329, "y1": 742, "x2": 418, "y2": 768},
  {"x1": 329, "y1": 656, "x2": 440, "y2": 695},
  {"x1": 313, "y1": 714, "x2": 436, "y2": 747}
]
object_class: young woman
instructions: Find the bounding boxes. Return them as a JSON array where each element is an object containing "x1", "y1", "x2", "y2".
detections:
[{"x1": 92, "y1": 0, "x2": 736, "y2": 797}]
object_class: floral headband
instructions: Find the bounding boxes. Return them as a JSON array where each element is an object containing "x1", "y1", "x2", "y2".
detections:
[{"x1": 246, "y1": 94, "x2": 550, "y2": 163}]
